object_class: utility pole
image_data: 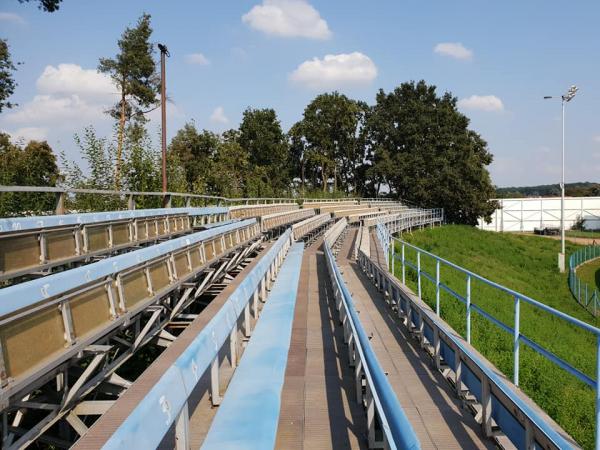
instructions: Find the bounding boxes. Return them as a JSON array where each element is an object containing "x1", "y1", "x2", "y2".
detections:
[
  {"x1": 158, "y1": 43, "x2": 170, "y2": 196},
  {"x1": 544, "y1": 85, "x2": 578, "y2": 272}
]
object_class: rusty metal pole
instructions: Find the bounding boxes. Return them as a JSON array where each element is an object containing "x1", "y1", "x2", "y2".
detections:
[{"x1": 158, "y1": 44, "x2": 169, "y2": 199}]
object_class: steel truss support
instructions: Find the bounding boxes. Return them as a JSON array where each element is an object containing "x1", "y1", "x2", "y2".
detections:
[{"x1": 0, "y1": 239, "x2": 263, "y2": 449}]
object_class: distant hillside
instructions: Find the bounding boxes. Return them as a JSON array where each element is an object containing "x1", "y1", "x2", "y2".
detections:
[{"x1": 496, "y1": 182, "x2": 600, "y2": 198}]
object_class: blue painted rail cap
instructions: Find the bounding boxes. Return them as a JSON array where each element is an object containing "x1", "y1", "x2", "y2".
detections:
[
  {"x1": 201, "y1": 242, "x2": 304, "y2": 450},
  {"x1": 0, "y1": 219, "x2": 256, "y2": 317},
  {"x1": 0, "y1": 207, "x2": 228, "y2": 233}
]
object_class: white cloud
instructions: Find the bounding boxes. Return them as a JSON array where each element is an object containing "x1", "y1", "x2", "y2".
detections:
[
  {"x1": 434, "y1": 42, "x2": 473, "y2": 60},
  {"x1": 593, "y1": 136, "x2": 600, "y2": 143},
  {"x1": 209, "y1": 106, "x2": 229, "y2": 125},
  {"x1": 4, "y1": 64, "x2": 116, "y2": 126},
  {"x1": 185, "y1": 53, "x2": 210, "y2": 66},
  {"x1": 290, "y1": 52, "x2": 377, "y2": 89},
  {"x1": 0, "y1": 12, "x2": 25, "y2": 24},
  {"x1": 458, "y1": 95, "x2": 504, "y2": 112},
  {"x1": 36, "y1": 64, "x2": 116, "y2": 99},
  {"x1": 5, "y1": 94, "x2": 106, "y2": 124},
  {"x1": 10, "y1": 127, "x2": 49, "y2": 142},
  {"x1": 242, "y1": 0, "x2": 331, "y2": 40}
]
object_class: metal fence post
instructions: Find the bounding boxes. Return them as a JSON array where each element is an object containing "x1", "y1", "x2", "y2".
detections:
[
  {"x1": 417, "y1": 251, "x2": 422, "y2": 300},
  {"x1": 587, "y1": 284, "x2": 590, "y2": 306},
  {"x1": 466, "y1": 275, "x2": 471, "y2": 344},
  {"x1": 436, "y1": 259, "x2": 440, "y2": 316},
  {"x1": 514, "y1": 296, "x2": 520, "y2": 386},
  {"x1": 401, "y1": 243, "x2": 406, "y2": 285},
  {"x1": 55, "y1": 191, "x2": 66, "y2": 215},
  {"x1": 391, "y1": 239, "x2": 395, "y2": 276}
]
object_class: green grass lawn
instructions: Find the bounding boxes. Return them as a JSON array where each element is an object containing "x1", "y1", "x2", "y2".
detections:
[{"x1": 393, "y1": 225, "x2": 598, "y2": 449}]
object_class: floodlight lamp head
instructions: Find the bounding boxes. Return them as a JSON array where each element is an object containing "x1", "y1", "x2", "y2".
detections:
[
  {"x1": 563, "y1": 85, "x2": 578, "y2": 102},
  {"x1": 158, "y1": 43, "x2": 170, "y2": 57}
]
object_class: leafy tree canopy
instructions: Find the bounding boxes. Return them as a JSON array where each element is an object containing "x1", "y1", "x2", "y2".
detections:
[
  {"x1": 0, "y1": 39, "x2": 18, "y2": 113},
  {"x1": 289, "y1": 92, "x2": 366, "y2": 193},
  {"x1": 239, "y1": 108, "x2": 289, "y2": 195},
  {"x1": 168, "y1": 123, "x2": 219, "y2": 191},
  {"x1": 98, "y1": 13, "x2": 159, "y2": 188},
  {"x1": 18, "y1": 0, "x2": 62, "y2": 12},
  {"x1": 0, "y1": 133, "x2": 60, "y2": 214},
  {"x1": 98, "y1": 13, "x2": 159, "y2": 122},
  {"x1": 364, "y1": 80, "x2": 497, "y2": 224}
]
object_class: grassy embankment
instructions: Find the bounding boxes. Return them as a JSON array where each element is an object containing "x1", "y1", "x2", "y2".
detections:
[
  {"x1": 393, "y1": 225, "x2": 597, "y2": 449},
  {"x1": 578, "y1": 260, "x2": 600, "y2": 292}
]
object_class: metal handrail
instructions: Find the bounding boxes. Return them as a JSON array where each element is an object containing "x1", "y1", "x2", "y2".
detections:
[
  {"x1": 0, "y1": 185, "x2": 415, "y2": 214},
  {"x1": 0, "y1": 185, "x2": 227, "y2": 201},
  {"x1": 323, "y1": 223, "x2": 420, "y2": 449},
  {"x1": 375, "y1": 219, "x2": 600, "y2": 449},
  {"x1": 357, "y1": 247, "x2": 577, "y2": 449}
]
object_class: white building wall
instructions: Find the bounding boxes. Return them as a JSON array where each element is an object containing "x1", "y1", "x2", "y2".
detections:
[{"x1": 478, "y1": 197, "x2": 600, "y2": 232}]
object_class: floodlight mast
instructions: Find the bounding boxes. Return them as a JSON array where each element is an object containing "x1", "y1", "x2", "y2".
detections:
[{"x1": 544, "y1": 85, "x2": 578, "y2": 272}]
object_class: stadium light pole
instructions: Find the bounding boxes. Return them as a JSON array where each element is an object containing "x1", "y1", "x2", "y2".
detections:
[
  {"x1": 544, "y1": 85, "x2": 578, "y2": 272},
  {"x1": 158, "y1": 43, "x2": 170, "y2": 196}
]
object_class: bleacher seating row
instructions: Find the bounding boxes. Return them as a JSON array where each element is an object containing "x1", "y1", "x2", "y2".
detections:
[
  {"x1": 83, "y1": 230, "x2": 296, "y2": 449},
  {"x1": 201, "y1": 243, "x2": 304, "y2": 449},
  {"x1": 291, "y1": 213, "x2": 332, "y2": 241},
  {"x1": 0, "y1": 207, "x2": 228, "y2": 281},
  {"x1": 0, "y1": 219, "x2": 260, "y2": 397},
  {"x1": 229, "y1": 203, "x2": 298, "y2": 219},
  {"x1": 259, "y1": 208, "x2": 316, "y2": 232}
]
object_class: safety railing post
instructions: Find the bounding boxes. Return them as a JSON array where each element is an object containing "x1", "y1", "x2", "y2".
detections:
[
  {"x1": 55, "y1": 191, "x2": 66, "y2": 215},
  {"x1": 585, "y1": 283, "x2": 588, "y2": 306},
  {"x1": 466, "y1": 275, "x2": 471, "y2": 344},
  {"x1": 435, "y1": 259, "x2": 440, "y2": 316},
  {"x1": 513, "y1": 295, "x2": 520, "y2": 386},
  {"x1": 417, "y1": 251, "x2": 422, "y2": 300},
  {"x1": 401, "y1": 243, "x2": 406, "y2": 285},
  {"x1": 391, "y1": 238, "x2": 395, "y2": 276},
  {"x1": 386, "y1": 235, "x2": 391, "y2": 270}
]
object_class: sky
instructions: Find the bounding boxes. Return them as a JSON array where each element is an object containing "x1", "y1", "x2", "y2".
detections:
[{"x1": 1, "y1": 0, "x2": 599, "y2": 188}]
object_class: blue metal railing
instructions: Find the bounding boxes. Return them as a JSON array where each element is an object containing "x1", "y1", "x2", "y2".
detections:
[
  {"x1": 569, "y1": 245, "x2": 600, "y2": 316},
  {"x1": 201, "y1": 243, "x2": 304, "y2": 449},
  {"x1": 100, "y1": 230, "x2": 293, "y2": 449},
  {"x1": 376, "y1": 221, "x2": 600, "y2": 449},
  {"x1": 0, "y1": 206, "x2": 228, "y2": 232},
  {"x1": 323, "y1": 224, "x2": 420, "y2": 450}
]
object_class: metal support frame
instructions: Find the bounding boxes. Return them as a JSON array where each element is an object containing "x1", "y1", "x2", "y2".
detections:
[{"x1": 0, "y1": 234, "x2": 263, "y2": 448}]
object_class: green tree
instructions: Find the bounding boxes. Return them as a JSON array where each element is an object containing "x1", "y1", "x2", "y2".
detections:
[
  {"x1": 121, "y1": 123, "x2": 161, "y2": 207},
  {"x1": 168, "y1": 123, "x2": 218, "y2": 193},
  {"x1": 18, "y1": 0, "x2": 62, "y2": 12},
  {"x1": 98, "y1": 13, "x2": 159, "y2": 189},
  {"x1": 0, "y1": 39, "x2": 18, "y2": 113},
  {"x1": 364, "y1": 80, "x2": 497, "y2": 224},
  {"x1": 239, "y1": 108, "x2": 289, "y2": 196},
  {"x1": 0, "y1": 133, "x2": 60, "y2": 214},
  {"x1": 289, "y1": 92, "x2": 365, "y2": 193},
  {"x1": 61, "y1": 126, "x2": 121, "y2": 211},
  {"x1": 208, "y1": 131, "x2": 250, "y2": 198}
]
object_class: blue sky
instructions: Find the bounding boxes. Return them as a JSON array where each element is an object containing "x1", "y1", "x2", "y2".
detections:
[{"x1": 1, "y1": 0, "x2": 599, "y2": 187}]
